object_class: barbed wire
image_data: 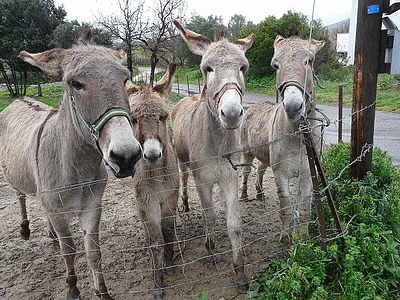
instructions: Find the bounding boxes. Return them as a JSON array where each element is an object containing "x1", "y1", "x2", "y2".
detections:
[{"x1": 0, "y1": 98, "x2": 378, "y2": 299}]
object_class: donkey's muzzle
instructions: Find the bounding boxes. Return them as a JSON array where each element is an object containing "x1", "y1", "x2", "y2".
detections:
[{"x1": 108, "y1": 147, "x2": 142, "y2": 178}]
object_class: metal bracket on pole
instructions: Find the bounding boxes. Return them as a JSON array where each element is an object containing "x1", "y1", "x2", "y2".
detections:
[{"x1": 384, "y1": 2, "x2": 400, "y2": 15}]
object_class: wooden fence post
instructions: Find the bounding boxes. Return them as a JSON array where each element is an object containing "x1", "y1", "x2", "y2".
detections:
[
  {"x1": 186, "y1": 76, "x2": 190, "y2": 95},
  {"x1": 177, "y1": 74, "x2": 180, "y2": 94},
  {"x1": 338, "y1": 85, "x2": 343, "y2": 142}
]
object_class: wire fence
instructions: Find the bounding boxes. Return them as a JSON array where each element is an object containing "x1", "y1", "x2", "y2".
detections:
[{"x1": 0, "y1": 99, "x2": 374, "y2": 300}]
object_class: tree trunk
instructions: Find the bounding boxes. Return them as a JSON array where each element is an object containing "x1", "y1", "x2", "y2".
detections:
[
  {"x1": 22, "y1": 70, "x2": 27, "y2": 96},
  {"x1": 126, "y1": 42, "x2": 133, "y2": 78},
  {"x1": 0, "y1": 62, "x2": 17, "y2": 96},
  {"x1": 11, "y1": 68, "x2": 20, "y2": 97},
  {"x1": 37, "y1": 70, "x2": 42, "y2": 96},
  {"x1": 150, "y1": 52, "x2": 159, "y2": 86}
]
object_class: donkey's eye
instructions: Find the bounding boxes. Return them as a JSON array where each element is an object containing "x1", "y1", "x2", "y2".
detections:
[
  {"x1": 272, "y1": 63, "x2": 279, "y2": 70},
  {"x1": 240, "y1": 65, "x2": 247, "y2": 73},
  {"x1": 205, "y1": 66, "x2": 214, "y2": 73},
  {"x1": 71, "y1": 81, "x2": 84, "y2": 91},
  {"x1": 159, "y1": 115, "x2": 167, "y2": 122}
]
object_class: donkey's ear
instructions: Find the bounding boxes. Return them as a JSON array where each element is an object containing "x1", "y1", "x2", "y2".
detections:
[
  {"x1": 173, "y1": 20, "x2": 211, "y2": 56},
  {"x1": 233, "y1": 34, "x2": 256, "y2": 52},
  {"x1": 153, "y1": 62, "x2": 177, "y2": 97},
  {"x1": 107, "y1": 49, "x2": 126, "y2": 63},
  {"x1": 18, "y1": 49, "x2": 67, "y2": 76},
  {"x1": 274, "y1": 35, "x2": 285, "y2": 47},
  {"x1": 311, "y1": 39, "x2": 326, "y2": 54},
  {"x1": 126, "y1": 80, "x2": 139, "y2": 95}
]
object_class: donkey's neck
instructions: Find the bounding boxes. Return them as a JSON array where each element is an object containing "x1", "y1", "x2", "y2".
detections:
[{"x1": 55, "y1": 96, "x2": 104, "y2": 174}]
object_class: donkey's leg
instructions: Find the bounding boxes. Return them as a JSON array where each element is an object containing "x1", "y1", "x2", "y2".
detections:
[
  {"x1": 78, "y1": 207, "x2": 113, "y2": 300},
  {"x1": 256, "y1": 161, "x2": 268, "y2": 201},
  {"x1": 274, "y1": 171, "x2": 292, "y2": 248},
  {"x1": 220, "y1": 178, "x2": 248, "y2": 293},
  {"x1": 180, "y1": 163, "x2": 190, "y2": 212},
  {"x1": 17, "y1": 192, "x2": 30, "y2": 240},
  {"x1": 138, "y1": 202, "x2": 164, "y2": 300},
  {"x1": 161, "y1": 190, "x2": 178, "y2": 275},
  {"x1": 48, "y1": 213, "x2": 80, "y2": 300},
  {"x1": 47, "y1": 216, "x2": 60, "y2": 248},
  {"x1": 239, "y1": 152, "x2": 254, "y2": 201},
  {"x1": 194, "y1": 176, "x2": 216, "y2": 265}
]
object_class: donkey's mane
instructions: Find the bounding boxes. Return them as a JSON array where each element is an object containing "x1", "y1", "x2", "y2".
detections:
[
  {"x1": 214, "y1": 28, "x2": 229, "y2": 42},
  {"x1": 75, "y1": 28, "x2": 94, "y2": 46}
]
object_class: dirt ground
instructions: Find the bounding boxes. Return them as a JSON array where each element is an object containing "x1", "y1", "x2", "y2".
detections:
[{"x1": 0, "y1": 159, "x2": 294, "y2": 300}]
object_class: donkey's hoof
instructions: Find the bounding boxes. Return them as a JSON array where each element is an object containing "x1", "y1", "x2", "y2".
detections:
[
  {"x1": 67, "y1": 287, "x2": 80, "y2": 300},
  {"x1": 20, "y1": 225, "x2": 30, "y2": 240},
  {"x1": 237, "y1": 281, "x2": 249, "y2": 293},
  {"x1": 95, "y1": 288, "x2": 114, "y2": 300},
  {"x1": 154, "y1": 289, "x2": 163, "y2": 300},
  {"x1": 207, "y1": 255, "x2": 216, "y2": 267},
  {"x1": 279, "y1": 234, "x2": 291, "y2": 248},
  {"x1": 165, "y1": 265, "x2": 176, "y2": 275},
  {"x1": 100, "y1": 293, "x2": 114, "y2": 300}
]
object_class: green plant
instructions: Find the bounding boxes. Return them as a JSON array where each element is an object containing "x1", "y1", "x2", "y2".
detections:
[{"x1": 248, "y1": 142, "x2": 400, "y2": 299}]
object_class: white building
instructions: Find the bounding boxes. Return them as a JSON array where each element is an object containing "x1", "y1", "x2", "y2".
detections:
[{"x1": 347, "y1": 0, "x2": 400, "y2": 71}]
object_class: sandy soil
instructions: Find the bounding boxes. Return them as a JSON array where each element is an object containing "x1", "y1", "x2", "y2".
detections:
[{"x1": 0, "y1": 161, "x2": 293, "y2": 300}]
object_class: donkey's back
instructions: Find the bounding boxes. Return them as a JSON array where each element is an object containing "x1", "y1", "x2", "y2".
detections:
[{"x1": 0, "y1": 97, "x2": 57, "y2": 194}]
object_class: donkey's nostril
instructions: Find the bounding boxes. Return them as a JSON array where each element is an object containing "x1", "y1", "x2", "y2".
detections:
[
  {"x1": 239, "y1": 108, "x2": 244, "y2": 117},
  {"x1": 109, "y1": 150, "x2": 121, "y2": 164},
  {"x1": 221, "y1": 109, "x2": 226, "y2": 118},
  {"x1": 143, "y1": 150, "x2": 162, "y2": 163}
]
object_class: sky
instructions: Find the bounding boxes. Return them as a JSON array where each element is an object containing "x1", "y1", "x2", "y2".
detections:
[{"x1": 54, "y1": 0, "x2": 352, "y2": 27}]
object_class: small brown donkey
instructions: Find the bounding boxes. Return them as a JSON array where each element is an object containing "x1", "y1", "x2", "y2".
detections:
[
  {"x1": 128, "y1": 63, "x2": 179, "y2": 300},
  {"x1": 0, "y1": 29, "x2": 142, "y2": 299},
  {"x1": 171, "y1": 20, "x2": 255, "y2": 293},
  {"x1": 240, "y1": 35, "x2": 325, "y2": 246}
]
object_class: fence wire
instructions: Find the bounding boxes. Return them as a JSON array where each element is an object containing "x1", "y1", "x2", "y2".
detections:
[{"x1": 0, "y1": 89, "x2": 375, "y2": 299}]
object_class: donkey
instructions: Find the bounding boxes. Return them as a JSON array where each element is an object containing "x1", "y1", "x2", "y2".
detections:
[
  {"x1": 240, "y1": 35, "x2": 325, "y2": 246},
  {"x1": 0, "y1": 29, "x2": 142, "y2": 299},
  {"x1": 128, "y1": 63, "x2": 179, "y2": 300},
  {"x1": 171, "y1": 20, "x2": 255, "y2": 292}
]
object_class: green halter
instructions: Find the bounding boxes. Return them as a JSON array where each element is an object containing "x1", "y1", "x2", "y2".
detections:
[{"x1": 70, "y1": 95, "x2": 131, "y2": 154}]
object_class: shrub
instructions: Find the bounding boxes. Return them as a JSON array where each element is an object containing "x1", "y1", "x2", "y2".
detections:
[{"x1": 248, "y1": 142, "x2": 400, "y2": 299}]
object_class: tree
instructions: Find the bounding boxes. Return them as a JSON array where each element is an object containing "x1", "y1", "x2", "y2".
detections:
[
  {"x1": 228, "y1": 14, "x2": 247, "y2": 40},
  {"x1": 95, "y1": 0, "x2": 146, "y2": 77},
  {"x1": 240, "y1": 11, "x2": 332, "y2": 78},
  {"x1": 52, "y1": 21, "x2": 113, "y2": 49},
  {"x1": 0, "y1": 0, "x2": 66, "y2": 96},
  {"x1": 139, "y1": 0, "x2": 186, "y2": 85}
]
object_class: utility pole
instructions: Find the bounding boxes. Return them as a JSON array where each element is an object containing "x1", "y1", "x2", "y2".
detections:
[{"x1": 350, "y1": 0, "x2": 387, "y2": 180}]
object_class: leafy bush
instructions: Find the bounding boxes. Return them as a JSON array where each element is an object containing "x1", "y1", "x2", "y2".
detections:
[{"x1": 248, "y1": 142, "x2": 400, "y2": 299}]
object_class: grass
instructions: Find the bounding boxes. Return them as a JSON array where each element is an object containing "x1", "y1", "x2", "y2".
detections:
[
  {"x1": 0, "y1": 83, "x2": 63, "y2": 112},
  {"x1": 243, "y1": 73, "x2": 400, "y2": 113}
]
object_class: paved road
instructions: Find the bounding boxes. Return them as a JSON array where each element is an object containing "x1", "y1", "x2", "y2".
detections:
[
  {"x1": 172, "y1": 83, "x2": 400, "y2": 165},
  {"x1": 245, "y1": 92, "x2": 400, "y2": 166}
]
